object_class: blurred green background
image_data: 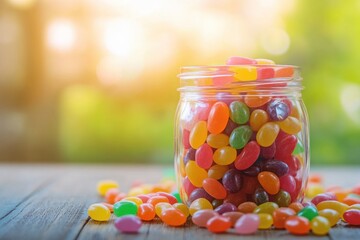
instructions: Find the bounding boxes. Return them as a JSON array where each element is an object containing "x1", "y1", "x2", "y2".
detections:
[{"x1": 0, "y1": 0, "x2": 359, "y2": 164}]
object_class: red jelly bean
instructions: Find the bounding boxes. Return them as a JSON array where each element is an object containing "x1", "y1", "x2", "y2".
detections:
[
  {"x1": 274, "y1": 134, "x2": 297, "y2": 160},
  {"x1": 311, "y1": 193, "x2": 336, "y2": 206},
  {"x1": 280, "y1": 174, "x2": 296, "y2": 193},
  {"x1": 257, "y1": 67, "x2": 275, "y2": 80},
  {"x1": 234, "y1": 141, "x2": 260, "y2": 170},
  {"x1": 206, "y1": 216, "x2": 232, "y2": 233},
  {"x1": 285, "y1": 216, "x2": 310, "y2": 235},
  {"x1": 195, "y1": 143, "x2": 213, "y2": 169},
  {"x1": 343, "y1": 209, "x2": 360, "y2": 225}
]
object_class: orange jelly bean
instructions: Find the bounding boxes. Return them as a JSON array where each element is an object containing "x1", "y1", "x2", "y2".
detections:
[
  {"x1": 147, "y1": 195, "x2": 169, "y2": 207},
  {"x1": 202, "y1": 178, "x2": 227, "y2": 200},
  {"x1": 285, "y1": 216, "x2": 310, "y2": 235},
  {"x1": 160, "y1": 208, "x2": 187, "y2": 226},
  {"x1": 206, "y1": 216, "x2": 232, "y2": 233},
  {"x1": 137, "y1": 203, "x2": 156, "y2": 221},
  {"x1": 238, "y1": 202, "x2": 257, "y2": 213},
  {"x1": 258, "y1": 171, "x2": 280, "y2": 195},
  {"x1": 207, "y1": 102, "x2": 229, "y2": 134},
  {"x1": 273, "y1": 207, "x2": 296, "y2": 229}
]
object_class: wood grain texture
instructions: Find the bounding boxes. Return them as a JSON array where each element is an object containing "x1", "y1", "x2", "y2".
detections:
[{"x1": 0, "y1": 164, "x2": 359, "y2": 240}]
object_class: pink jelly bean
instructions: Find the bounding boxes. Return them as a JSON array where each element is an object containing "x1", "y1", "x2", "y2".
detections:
[
  {"x1": 157, "y1": 192, "x2": 178, "y2": 205},
  {"x1": 195, "y1": 143, "x2": 213, "y2": 169},
  {"x1": 275, "y1": 135, "x2": 297, "y2": 160},
  {"x1": 257, "y1": 67, "x2": 275, "y2": 80},
  {"x1": 182, "y1": 129, "x2": 191, "y2": 149},
  {"x1": 226, "y1": 56, "x2": 257, "y2": 65},
  {"x1": 280, "y1": 174, "x2": 296, "y2": 193},
  {"x1": 195, "y1": 102, "x2": 212, "y2": 121},
  {"x1": 114, "y1": 216, "x2": 142, "y2": 233},
  {"x1": 234, "y1": 141, "x2": 260, "y2": 170},
  {"x1": 311, "y1": 193, "x2": 337, "y2": 206},
  {"x1": 343, "y1": 209, "x2": 360, "y2": 225},
  {"x1": 192, "y1": 210, "x2": 219, "y2": 227},
  {"x1": 183, "y1": 176, "x2": 196, "y2": 196},
  {"x1": 235, "y1": 213, "x2": 259, "y2": 235}
]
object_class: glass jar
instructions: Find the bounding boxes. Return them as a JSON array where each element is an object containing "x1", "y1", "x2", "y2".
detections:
[{"x1": 174, "y1": 64, "x2": 309, "y2": 208}]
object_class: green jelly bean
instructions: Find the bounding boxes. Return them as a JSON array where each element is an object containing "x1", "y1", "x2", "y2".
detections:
[
  {"x1": 253, "y1": 202, "x2": 279, "y2": 215},
  {"x1": 274, "y1": 190, "x2": 291, "y2": 207},
  {"x1": 297, "y1": 205, "x2": 318, "y2": 221},
  {"x1": 229, "y1": 101, "x2": 250, "y2": 124},
  {"x1": 114, "y1": 200, "x2": 138, "y2": 217},
  {"x1": 229, "y1": 126, "x2": 252, "y2": 149},
  {"x1": 172, "y1": 191, "x2": 182, "y2": 203},
  {"x1": 292, "y1": 140, "x2": 304, "y2": 155}
]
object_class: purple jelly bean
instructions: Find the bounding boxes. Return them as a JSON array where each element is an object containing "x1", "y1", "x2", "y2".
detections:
[
  {"x1": 214, "y1": 202, "x2": 238, "y2": 214},
  {"x1": 267, "y1": 99, "x2": 289, "y2": 121},
  {"x1": 311, "y1": 193, "x2": 337, "y2": 206},
  {"x1": 261, "y1": 159, "x2": 289, "y2": 177},
  {"x1": 223, "y1": 119, "x2": 239, "y2": 136},
  {"x1": 184, "y1": 148, "x2": 196, "y2": 166},
  {"x1": 254, "y1": 188, "x2": 269, "y2": 205},
  {"x1": 302, "y1": 201, "x2": 316, "y2": 208},
  {"x1": 222, "y1": 169, "x2": 243, "y2": 193},
  {"x1": 242, "y1": 165, "x2": 261, "y2": 177},
  {"x1": 114, "y1": 216, "x2": 142, "y2": 233},
  {"x1": 261, "y1": 143, "x2": 276, "y2": 159},
  {"x1": 189, "y1": 188, "x2": 214, "y2": 203}
]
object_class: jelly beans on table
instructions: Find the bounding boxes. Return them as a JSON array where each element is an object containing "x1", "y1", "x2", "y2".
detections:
[{"x1": 175, "y1": 56, "x2": 309, "y2": 211}]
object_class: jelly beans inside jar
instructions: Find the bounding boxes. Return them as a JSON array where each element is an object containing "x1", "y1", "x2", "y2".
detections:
[{"x1": 174, "y1": 57, "x2": 310, "y2": 209}]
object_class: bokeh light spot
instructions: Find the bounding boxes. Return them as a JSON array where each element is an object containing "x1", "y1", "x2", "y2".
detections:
[
  {"x1": 341, "y1": 83, "x2": 360, "y2": 125},
  {"x1": 46, "y1": 20, "x2": 77, "y2": 52},
  {"x1": 260, "y1": 28, "x2": 290, "y2": 55}
]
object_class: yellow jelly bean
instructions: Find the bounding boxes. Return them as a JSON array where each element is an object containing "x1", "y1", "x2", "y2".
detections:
[
  {"x1": 230, "y1": 66, "x2": 257, "y2": 81},
  {"x1": 122, "y1": 197, "x2": 143, "y2": 207},
  {"x1": 208, "y1": 164, "x2": 229, "y2": 180},
  {"x1": 318, "y1": 209, "x2": 340, "y2": 227},
  {"x1": 258, "y1": 213, "x2": 273, "y2": 229},
  {"x1": 250, "y1": 109, "x2": 269, "y2": 131},
  {"x1": 189, "y1": 121, "x2": 208, "y2": 149},
  {"x1": 306, "y1": 184, "x2": 325, "y2": 199},
  {"x1": 278, "y1": 116, "x2": 302, "y2": 134},
  {"x1": 256, "y1": 122, "x2": 280, "y2": 147},
  {"x1": 189, "y1": 198, "x2": 213, "y2": 216},
  {"x1": 311, "y1": 216, "x2": 331, "y2": 236},
  {"x1": 185, "y1": 161, "x2": 208, "y2": 187},
  {"x1": 213, "y1": 146, "x2": 237, "y2": 165},
  {"x1": 88, "y1": 203, "x2": 111, "y2": 221},
  {"x1": 207, "y1": 133, "x2": 229, "y2": 149},
  {"x1": 316, "y1": 200, "x2": 349, "y2": 216},
  {"x1": 173, "y1": 203, "x2": 190, "y2": 218},
  {"x1": 97, "y1": 180, "x2": 119, "y2": 196}
]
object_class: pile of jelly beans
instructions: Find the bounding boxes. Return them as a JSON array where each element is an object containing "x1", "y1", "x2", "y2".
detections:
[
  {"x1": 176, "y1": 56, "x2": 306, "y2": 210},
  {"x1": 88, "y1": 174, "x2": 360, "y2": 236}
]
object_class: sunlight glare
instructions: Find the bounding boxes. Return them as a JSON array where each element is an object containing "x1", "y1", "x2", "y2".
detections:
[
  {"x1": 341, "y1": 84, "x2": 360, "y2": 125},
  {"x1": 46, "y1": 20, "x2": 77, "y2": 52}
]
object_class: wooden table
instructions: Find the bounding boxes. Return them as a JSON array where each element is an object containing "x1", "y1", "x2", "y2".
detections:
[{"x1": 0, "y1": 164, "x2": 359, "y2": 240}]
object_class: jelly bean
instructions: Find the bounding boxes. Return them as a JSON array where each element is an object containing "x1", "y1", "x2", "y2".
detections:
[
  {"x1": 254, "y1": 202, "x2": 279, "y2": 215},
  {"x1": 258, "y1": 171, "x2": 280, "y2": 195},
  {"x1": 242, "y1": 164, "x2": 261, "y2": 177},
  {"x1": 267, "y1": 99, "x2": 289, "y2": 121},
  {"x1": 245, "y1": 93, "x2": 272, "y2": 108},
  {"x1": 195, "y1": 101, "x2": 213, "y2": 121},
  {"x1": 157, "y1": 192, "x2": 178, "y2": 204},
  {"x1": 137, "y1": 203, "x2": 155, "y2": 221},
  {"x1": 229, "y1": 126, "x2": 252, "y2": 149},
  {"x1": 212, "y1": 199, "x2": 223, "y2": 208},
  {"x1": 249, "y1": 109, "x2": 269, "y2": 131},
  {"x1": 297, "y1": 205, "x2": 318, "y2": 221},
  {"x1": 343, "y1": 195, "x2": 360, "y2": 205},
  {"x1": 207, "y1": 133, "x2": 229, "y2": 149},
  {"x1": 311, "y1": 216, "x2": 330, "y2": 235},
  {"x1": 189, "y1": 121, "x2": 208, "y2": 149},
  {"x1": 223, "y1": 119, "x2": 239, "y2": 136},
  {"x1": 88, "y1": 203, "x2": 111, "y2": 222},
  {"x1": 288, "y1": 202, "x2": 304, "y2": 213},
  {"x1": 254, "y1": 188, "x2": 269, "y2": 205},
  {"x1": 279, "y1": 175, "x2": 296, "y2": 195},
  {"x1": 243, "y1": 176, "x2": 260, "y2": 194},
  {"x1": 311, "y1": 193, "x2": 337, "y2": 206},
  {"x1": 161, "y1": 208, "x2": 187, "y2": 226},
  {"x1": 260, "y1": 143, "x2": 276, "y2": 159},
  {"x1": 316, "y1": 200, "x2": 349, "y2": 216},
  {"x1": 122, "y1": 197, "x2": 143, "y2": 207},
  {"x1": 256, "y1": 122, "x2": 280, "y2": 147},
  {"x1": 105, "y1": 188, "x2": 120, "y2": 204},
  {"x1": 182, "y1": 129, "x2": 191, "y2": 149},
  {"x1": 226, "y1": 56, "x2": 257, "y2": 65},
  {"x1": 275, "y1": 66, "x2": 294, "y2": 78},
  {"x1": 214, "y1": 202, "x2": 237, "y2": 214},
  {"x1": 261, "y1": 159, "x2": 289, "y2": 177},
  {"x1": 173, "y1": 203, "x2": 190, "y2": 218},
  {"x1": 212, "y1": 75, "x2": 233, "y2": 86},
  {"x1": 343, "y1": 209, "x2": 360, "y2": 225},
  {"x1": 278, "y1": 116, "x2": 302, "y2": 134},
  {"x1": 183, "y1": 176, "x2": 196, "y2": 196},
  {"x1": 184, "y1": 148, "x2": 196, "y2": 165},
  {"x1": 231, "y1": 66, "x2": 257, "y2": 81},
  {"x1": 113, "y1": 200, "x2": 138, "y2": 217},
  {"x1": 234, "y1": 141, "x2": 260, "y2": 170},
  {"x1": 155, "y1": 202, "x2": 172, "y2": 217},
  {"x1": 97, "y1": 180, "x2": 119, "y2": 196},
  {"x1": 349, "y1": 204, "x2": 360, "y2": 210},
  {"x1": 213, "y1": 146, "x2": 237, "y2": 165},
  {"x1": 222, "y1": 169, "x2": 242, "y2": 193},
  {"x1": 114, "y1": 215, "x2": 142, "y2": 233},
  {"x1": 202, "y1": 178, "x2": 227, "y2": 199},
  {"x1": 114, "y1": 192, "x2": 127, "y2": 203},
  {"x1": 274, "y1": 190, "x2": 291, "y2": 207},
  {"x1": 224, "y1": 190, "x2": 247, "y2": 207},
  {"x1": 255, "y1": 58, "x2": 275, "y2": 65},
  {"x1": 192, "y1": 209, "x2": 219, "y2": 227},
  {"x1": 258, "y1": 213, "x2": 273, "y2": 229},
  {"x1": 185, "y1": 161, "x2": 208, "y2": 187},
  {"x1": 222, "y1": 212, "x2": 244, "y2": 226},
  {"x1": 285, "y1": 216, "x2": 310, "y2": 235},
  {"x1": 234, "y1": 213, "x2": 259, "y2": 235},
  {"x1": 238, "y1": 202, "x2": 257, "y2": 213},
  {"x1": 274, "y1": 134, "x2": 297, "y2": 160},
  {"x1": 273, "y1": 207, "x2": 296, "y2": 229},
  {"x1": 257, "y1": 67, "x2": 275, "y2": 80},
  {"x1": 147, "y1": 195, "x2": 169, "y2": 207},
  {"x1": 318, "y1": 209, "x2": 340, "y2": 227},
  {"x1": 101, "y1": 202, "x2": 114, "y2": 212},
  {"x1": 206, "y1": 216, "x2": 232, "y2": 233},
  {"x1": 207, "y1": 102, "x2": 229, "y2": 134},
  {"x1": 229, "y1": 101, "x2": 250, "y2": 124},
  {"x1": 195, "y1": 143, "x2": 213, "y2": 169},
  {"x1": 281, "y1": 156, "x2": 299, "y2": 176},
  {"x1": 172, "y1": 191, "x2": 182, "y2": 203},
  {"x1": 189, "y1": 198, "x2": 213, "y2": 215},
  {"x1": 189, "y1": 188, "x2": 214, "y2": 203},
  {"x1": 208, "y1": 164, "x2": 229, "y2": 180},
  {"x1": 136, "y1": 194, "x2": 150, "y2": 204},
  {"x1": 293, "y1": 140, "x2": 304, "y2": 155}
]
